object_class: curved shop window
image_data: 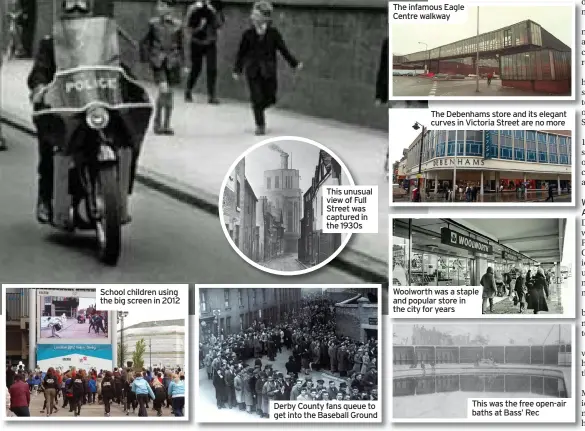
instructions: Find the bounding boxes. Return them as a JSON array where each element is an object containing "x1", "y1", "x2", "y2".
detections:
[
  {"x1": 464, "y1": 130, "x2": 482, "y2": 156},
  {"x1": 537, "y1": 132, "x2": 548, "y2": 163},
  {"x1": 548, "y1": 135, "x2": 558, "y2": 164},
  {"x1": 559, "y1": 137, "x2": 569, "y2": 164},
  {"x1": 499, "y1": 131, "x2": 513, "y2": 160},
  {"x1": 526, "y1": 131, "x2": 537, "y2": 162},
  {"x1": 447, "y1": 131, "x2": 457, "y2": 156},
  {"x1": 513, "y1": 131, "x2": 525, "y2": 161},
  {"x1": 437, "y1": 131, "x2": 446, "y2": 157}
]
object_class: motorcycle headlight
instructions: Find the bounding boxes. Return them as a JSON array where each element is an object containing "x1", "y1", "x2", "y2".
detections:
[{"x1": 86, "y1": 106, "x2": 110, "y2": 130}]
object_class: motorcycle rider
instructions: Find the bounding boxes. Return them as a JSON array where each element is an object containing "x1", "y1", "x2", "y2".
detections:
[{"x1": 28, "y1": 0, "x2": 137, "y2": 223}]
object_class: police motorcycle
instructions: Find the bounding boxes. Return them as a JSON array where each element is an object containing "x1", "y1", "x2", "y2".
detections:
[{"x1": 33, "y1": 1, "x2": 152, "y2": 265}]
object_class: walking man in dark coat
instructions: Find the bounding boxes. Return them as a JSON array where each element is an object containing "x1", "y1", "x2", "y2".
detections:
[{"x1": 233, "y1": 1, "x2": 302, "y2": 135}]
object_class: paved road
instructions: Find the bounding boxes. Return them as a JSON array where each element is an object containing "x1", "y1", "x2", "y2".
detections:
[
  {"x1": 487, "y1": 284, "x2": 564, "y2": 315},
  {"x1": 22, "y1": 389, "x2": 176, "y2": 418},
  {"x1": 262, "y1": 254, "x2": 306, "y2": 272},
  {"x1": 392, "y1": 77, "x2": 562, "y2": 97},
  {"x1": 0, "y1": 127, "x2": 368, "y2": 284}
]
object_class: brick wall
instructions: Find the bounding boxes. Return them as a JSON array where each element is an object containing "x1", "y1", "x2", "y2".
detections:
[
  {"x1": 34, "y1": 0, "x2": 388, "y2": 130},
  {"x1": 335, "y1": 305, "x2": 361, "y2": 341}
]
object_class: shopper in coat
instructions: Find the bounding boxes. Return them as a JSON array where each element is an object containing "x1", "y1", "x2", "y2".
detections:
[
  {"x1": 514, "y1": 270, "x2": 527, "y2": 313},
  {"x1": 528, "y1": 268, "x2": 550, "y2": 314},
  {"x1": 481, "y1": 267, "x2": 497, "y2": 314}
]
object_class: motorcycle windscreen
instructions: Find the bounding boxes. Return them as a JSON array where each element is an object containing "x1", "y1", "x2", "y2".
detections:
[{"x1": 53, "y1": 17, "x2": 120, "y2": 69}]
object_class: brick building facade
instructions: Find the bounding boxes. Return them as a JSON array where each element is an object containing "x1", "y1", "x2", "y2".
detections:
[
  {"x1": 334, "y1": 295, "x2": 378, "y2": 343},
  {"x1": 198, "y1": 287, "x2": 302, "y2": 342},
  {"x1": 31, "y1": 0, "x2": 388, "y2": 130}
]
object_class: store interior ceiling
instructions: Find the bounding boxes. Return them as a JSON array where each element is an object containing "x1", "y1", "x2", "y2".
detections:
[{"x1": 408, "y1": 219, "x2": 564, "y2": 264}]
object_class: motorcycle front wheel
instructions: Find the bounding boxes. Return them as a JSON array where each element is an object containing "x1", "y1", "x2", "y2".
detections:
[{"x1": 95, "y1": 165, "x2": 121, "y2": 266}]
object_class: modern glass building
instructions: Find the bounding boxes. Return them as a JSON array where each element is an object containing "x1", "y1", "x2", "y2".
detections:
[{"x1": 401, "y1": 129, "x2": 572, "y2": 192}]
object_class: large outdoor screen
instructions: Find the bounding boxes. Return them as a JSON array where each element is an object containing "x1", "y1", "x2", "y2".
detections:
[{"x1": 37, "y1": 288, "x2": 112, "y2": 344}]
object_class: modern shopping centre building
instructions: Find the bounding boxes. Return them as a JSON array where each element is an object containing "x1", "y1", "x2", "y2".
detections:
[
  {"x1": 396, "y1": 129, "x2": 572, "y2": 193},
  {"x1": 392, "y1": 218, "x2": 571, "y2": 287}
]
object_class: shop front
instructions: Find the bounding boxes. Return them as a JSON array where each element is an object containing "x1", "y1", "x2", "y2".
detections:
[
  {"x1": 392, "y1": 219, "x2": 537, "y2": 287},
  {"x1": 406, "y1": 156, "x2": 571, "y2": 195}
]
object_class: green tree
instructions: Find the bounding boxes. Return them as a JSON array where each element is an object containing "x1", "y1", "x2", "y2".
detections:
[
  {"x1": 117, "y1": 341, "x2": 129, "y2": 367},
  {"x1": 132, "y1": 338, "x2": 146, "y2": 369}
]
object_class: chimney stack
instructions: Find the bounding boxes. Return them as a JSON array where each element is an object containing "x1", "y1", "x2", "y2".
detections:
[{"x1": 280, "y1": 153, "x2": 289, "y2": 169}]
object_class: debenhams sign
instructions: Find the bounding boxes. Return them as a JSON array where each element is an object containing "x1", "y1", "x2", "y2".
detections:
[
  {"x1": 432, "y1": 157, "x2": 485, "y2": 168},
  {"x1": 441, "y1": 227, "x2": 493, "y2": 255}
]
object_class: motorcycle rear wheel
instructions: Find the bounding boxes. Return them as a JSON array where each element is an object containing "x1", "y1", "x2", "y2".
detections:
[{"x1": 96, "y1": 165, "x2": 121, "y2": 266}]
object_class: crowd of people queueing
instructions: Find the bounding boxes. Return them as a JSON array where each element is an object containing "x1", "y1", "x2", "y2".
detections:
[
  {"x1": 6, "y1": 365, "x2": 185, "y2": 418},
  {"x1": 199, "y1": 298, "x2": 378, "y2": 419}
]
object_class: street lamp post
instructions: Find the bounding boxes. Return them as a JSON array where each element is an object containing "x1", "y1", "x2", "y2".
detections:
[
  {"x1": 418, "y1": 42, "x2": 429, "y2": 74},
  {"x1": 475, "y1": 7, "x2": 480, "y2": 93},
  {"x1": 412, "y1": 121, "x2": 427, "y2": 201},
  {"x1": 117, "y1": 311, "x2": 128, "y2": 368}
]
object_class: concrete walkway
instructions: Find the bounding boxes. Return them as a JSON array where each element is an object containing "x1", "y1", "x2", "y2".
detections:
[{"x1": 0, "y1": 59, "x2": 388, "y2": 277}]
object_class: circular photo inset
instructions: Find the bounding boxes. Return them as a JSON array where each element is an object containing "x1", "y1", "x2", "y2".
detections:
[{"x1": 219, "y1": 136, "x2": 355, "y2": 276}]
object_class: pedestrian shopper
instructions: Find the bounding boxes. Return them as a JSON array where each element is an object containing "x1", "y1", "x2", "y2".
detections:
[
  {"x1": 183, "y1": 0, "x2": 224, "y2": 103},
  {"x1": 528, "y1": 268, "x2": 550, "y2": 314},
  {"x1": 545, "y1": 182, "x2": 555, "y2": 202},
  {"x1": 141, "y1": 0, "x2": 182, "y2": 135},
  {"x1": 67, "y1": 370, "x2": 86, "y2": 416},
  {"x1": 487, "y1": 71, "x2": 493, "y2": 85},
  {"x1": 481, "y1": 267, "x2": 497, "y2": 314},
  {"x1": 168, "y1": 372, "x2": 185, "y2": 417},
  {"x1": 88, "y1": 374, "x2": 97, "y2": 404},
  {"x1": 131, "y1": 372, "x2": 155, "y2": 417},
  {"x1": 9, "y1": 374, "x2": 30, "y2": 417},
  {"x1": 233, "y1": 1, "x2": 302, "y2": 135},
  {"x1": 514, "y1": 269, "x2": 527, "y2": 313},
  {"x1": 124, "y1": 375, "x2": 137, "y2": 415}
]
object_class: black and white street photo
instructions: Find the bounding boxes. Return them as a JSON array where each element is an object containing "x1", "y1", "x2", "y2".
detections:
[
  {"x1": 392, "y1": 218, "x2": 574, "y2": 316},
  {"x1": 0, "y1": 0, "x2": 389, "y2": 286},
  {"x1": 196, "y1": 286, "x2": 380, "y2": 422},
  {"x1": 393, "y1": 323, "x2": 573, "y2": 420},
  {"x1": 220, "y1": 140, "x2": 352, "y2": 274}
]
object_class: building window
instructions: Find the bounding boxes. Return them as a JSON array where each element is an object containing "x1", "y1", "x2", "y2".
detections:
[
  {"x1": 275, "y1": 176, "x2": 280, "y2": 189},
  {"x1": 437, "y1": 131, "x2": 446, "y2": 157},
  {"x1": 526, "y1": 131, "x2": 537, "y2": 162},
  {"x1": 267, "y1": 177, "x2": 271, "y2": 189},
  {"x1": 236, "y1": 180, "x2": 241, "y2": 209},
  {"x1": 226, "y1": 316, "x2": 231, "y2": 334},
  {"x1": 224, "y1": 289, "x2": 230, "y2": 308},
  {"x1": 238, "y1": 289, "x2": 243, "y2": 306},
  {"x1": 447, "y1": 131, "x2": 456, "y2": 156},
  {"x1": 559, "y1": 136, "x2": 569, "y2": 164},
  {"x1": 200, "y1": 291, "x2": 207, "y2": 313},
  {"x1": 253, "y1": 289, "x2": 257, "y2": 305},
  {"x1": 512, "y1": 130, "x2": 525, "y2": 161},
  {"x1": 537, "y1": 133, "x2": 548, "y2": 163},
  {"x1": 503, "y1": 29, "x2": 512, "y2": 47},
  {"x1": 240, "y1": 315, "x2": 243, "y2": 331},
  {"x1": 464, "y1": 130, "x2": 482, "y2": 156},
  {"x1": 499, "y1": 130, "x2": 513, "y2": 160},
  {"x1": 548, "y1": 135, "x2": 558, "y2": 164}
]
